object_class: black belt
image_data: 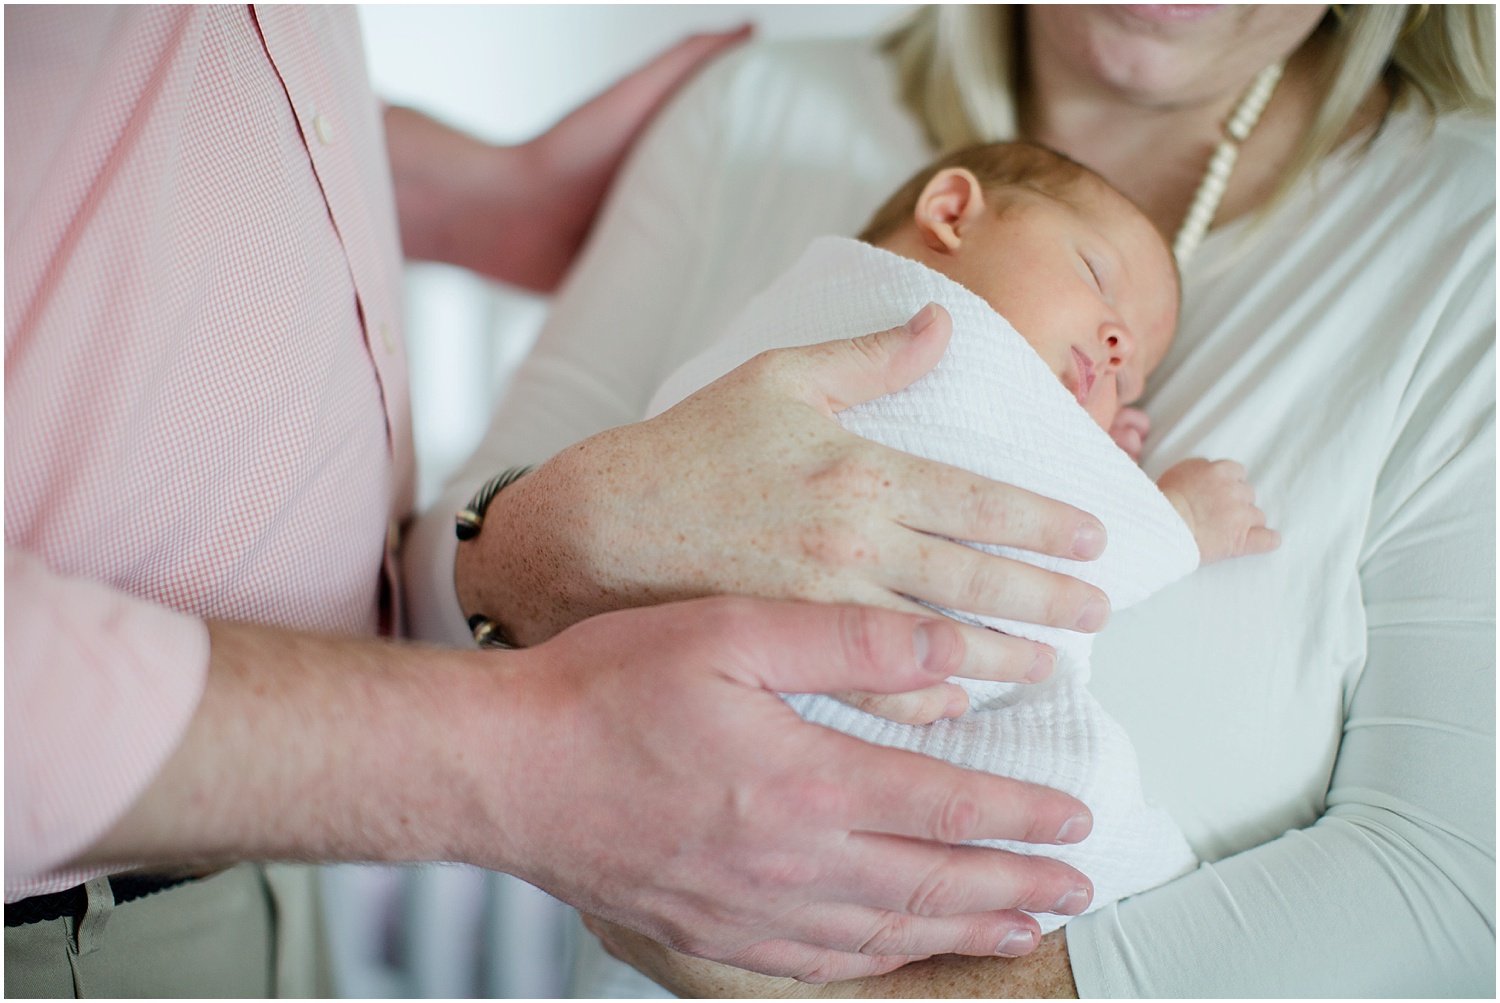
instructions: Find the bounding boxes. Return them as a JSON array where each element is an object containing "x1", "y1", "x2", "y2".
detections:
[{"x1": 5, "y1": 874, "x2": 195, "y2": 927}]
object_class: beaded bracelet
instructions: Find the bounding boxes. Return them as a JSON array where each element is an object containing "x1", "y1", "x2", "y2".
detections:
[{"x1": 454, "y1": 465, "x2": 534, "y2": 648}]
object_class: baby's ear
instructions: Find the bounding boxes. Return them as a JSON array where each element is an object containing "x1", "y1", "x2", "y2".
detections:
[{"x1": 913, "y1": 168, "x2": 987, "y2": 254}]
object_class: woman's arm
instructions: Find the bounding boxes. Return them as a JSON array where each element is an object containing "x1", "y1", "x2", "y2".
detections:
[
  {"x1": 1064, "y1": 255, "x2": 1496, "y2": 998},
  {"x1": 588, "y1": 347, "x2": 1494, "y2": 997},
  {"x1": 579, "y1": 228, "x2": 1498, "y2": 999}
]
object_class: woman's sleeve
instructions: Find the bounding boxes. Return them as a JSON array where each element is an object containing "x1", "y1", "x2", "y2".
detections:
[
  {"x1": 1066, "y1": 252, "x2": 1496, "y2": 996},
  {"x1": 401, "y1": 51, "x2": 741, "y2": 645}
]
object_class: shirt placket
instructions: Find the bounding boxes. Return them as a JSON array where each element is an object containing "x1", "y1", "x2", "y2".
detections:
[{"x1": 252, "y1": 5, "x2": 415, "y2": 634}]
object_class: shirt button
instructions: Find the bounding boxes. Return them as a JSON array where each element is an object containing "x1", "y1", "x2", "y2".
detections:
[
  {"x1": 313, "y1": 113, "x2": 335, "y2": 146},
  {"x1": 379, "y1": 322, "x2": 394, "y2": 353}
]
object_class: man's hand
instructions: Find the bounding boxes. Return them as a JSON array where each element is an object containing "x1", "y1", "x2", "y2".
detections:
[
  {"x1": 1157, "y1": 458, "x2": 1281, "y2": 564},
  {"x1": 387, "y1": 28, "x2": 750, "y2": 291},
  {"x1": 458, "y1": 306, "x2": 1111, "y2": 725},
  {"x1": 493, "y1": 598, "x2": 1096, "y2": 982},
  {"x1": 79, "y1": 600, "x2": 1091, "y2": 985}
]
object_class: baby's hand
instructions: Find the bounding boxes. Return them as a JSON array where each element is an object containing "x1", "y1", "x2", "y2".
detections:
[
  {"x1": 1157, "y1": 458, "x2": 1281, "y2": 564},
  {"x1": 1108, "y1": 406, "x2": 1151, "y2": 461}
]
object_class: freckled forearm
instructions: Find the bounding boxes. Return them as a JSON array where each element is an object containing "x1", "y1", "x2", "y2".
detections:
[{"x1": 824, "y1": 934, "x2": 1077, "y2": 999}]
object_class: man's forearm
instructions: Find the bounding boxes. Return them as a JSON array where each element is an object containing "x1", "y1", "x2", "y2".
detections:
[
  {"x1": 383, "y1": 30, "x2": 748, "y2": 292},
  {"x1": 827, "y1": 934, "x2": 1078, "y2": 998},
  {"x1": 75, "y1": 620, "x2": 520, "y2": 871},
  {"x1": 70, "y1": 597, "x2": 1099, "y2": 983},
  {"x1": 382, "y1": 102, "x2": 643, "y2": 294},
  {"x1": 585, "y1": 919, "x2": 1079, "y2": 997},
  {"x1": 383, "y1": 106, "x2": 541, "y2": 284}
]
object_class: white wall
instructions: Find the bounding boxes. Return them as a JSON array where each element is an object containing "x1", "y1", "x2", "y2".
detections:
[
  {"x1": 333, "y1": 7, "x2": 914, "y2": 997},
  {"x1": 363, "y1": 4, "x2": 913, "y2": 143}
]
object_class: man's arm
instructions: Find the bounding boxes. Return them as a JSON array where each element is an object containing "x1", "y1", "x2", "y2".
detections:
[
  {"x1": 5, "y1": 549, "x2": 209, "y2": 888},
  {"x1": 585, "y1": 917, "x2": 1079, "y2": 996},
  {"x1": 78, "y1": 597, "x2": 1098, "y2": 981},
  {"x1": 384, "y1": 29, "x2": 749, "y2": 292}
]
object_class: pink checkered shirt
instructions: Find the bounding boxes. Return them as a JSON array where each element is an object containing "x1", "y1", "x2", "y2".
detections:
[{"x1": 5, "y1": 5, "x2": 414, "y2": 898}]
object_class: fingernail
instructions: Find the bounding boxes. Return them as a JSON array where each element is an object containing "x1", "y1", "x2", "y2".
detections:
[
  {"x1": 914, "y1": 620, "x2": 956, "y2": 676},
  {"x1": 1075, "y1": 595, "x2": 1110, "y2": 633},
  {"x1": 1072, "y1": 520, "x2": 1106, "y2": 559},
  {"x1": 1056, "y1": 812, "x2": 1092, "y2": 844},
  {"x1": 943, "y1": 690, "x2": 969, "y2": 718},
  {"x1": 1025, "y1": 646, "x2": 1055, "y2": 682},
  {"x1": 904, "y1": 303, "x2": 939, "y2": 336},
  {"x1": 996, "y1": 929, "x2": 1036, "y2": 957},
  {"x1": 1050, "y1": 888, "x2": 1092, "y2": 915}
]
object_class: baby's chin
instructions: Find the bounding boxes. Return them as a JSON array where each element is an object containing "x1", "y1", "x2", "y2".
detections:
[{"x1": 1084, "y1": 395, "x2": 1120, "y2": 432}]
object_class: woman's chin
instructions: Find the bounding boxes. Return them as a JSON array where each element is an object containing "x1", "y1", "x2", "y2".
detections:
[
  {"x1": 1029, "y1": 4, "x2": 1323, "y2": 110},
  {"x1": 1029, "y1": 5, "x2": 1238, "y2": 103}
]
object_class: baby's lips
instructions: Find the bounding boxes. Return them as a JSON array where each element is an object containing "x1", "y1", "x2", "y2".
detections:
[{"x1": 1069, "y1": 347, "x2": 1096, "y2": 406}]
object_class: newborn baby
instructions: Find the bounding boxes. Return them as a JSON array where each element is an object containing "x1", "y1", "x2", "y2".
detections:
[
  {"x1": 648, "y1": 142, "x2": 1279, "y2": 932},
  {"x1": 858, "y1": 141, "x2": 1277, "y2": 560}
]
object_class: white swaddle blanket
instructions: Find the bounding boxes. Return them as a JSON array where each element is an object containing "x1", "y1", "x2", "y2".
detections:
[{"x1": 648, "y1": 237, "x2": 1201, "y2": 930}]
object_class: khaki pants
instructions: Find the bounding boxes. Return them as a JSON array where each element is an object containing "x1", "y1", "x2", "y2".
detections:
[{"x1": 5, "y1": 863, "x2": 333, "y2": 998}]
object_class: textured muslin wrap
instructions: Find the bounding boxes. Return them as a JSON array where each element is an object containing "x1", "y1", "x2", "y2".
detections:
[{"x1": 649, "y1": 237, "x2": 1202, "y2": 929}]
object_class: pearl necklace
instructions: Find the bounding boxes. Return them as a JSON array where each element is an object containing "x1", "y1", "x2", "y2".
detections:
[{"x1": 1172, "y1": 61, "x2": 1286, "y2": 264}]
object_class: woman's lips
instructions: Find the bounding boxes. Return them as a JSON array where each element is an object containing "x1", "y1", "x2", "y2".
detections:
[
  {"x1": 1117, "y1": 5, "x2": 1228, "y2": 24},
  {"x1": 1070, "y1": 347, "x2": 1096, "y2": 407}
]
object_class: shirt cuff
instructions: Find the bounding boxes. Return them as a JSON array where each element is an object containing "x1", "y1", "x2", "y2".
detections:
[{"x1": 4, "y1": 548, "x2": 210, "y2": 895}]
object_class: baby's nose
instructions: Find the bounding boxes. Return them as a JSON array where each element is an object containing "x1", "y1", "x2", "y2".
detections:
[{"x1": 1101, "y1": 323, "x2": 1134, "y2": 370}]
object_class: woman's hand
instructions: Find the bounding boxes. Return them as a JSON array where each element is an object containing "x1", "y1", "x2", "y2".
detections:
[
  {"x1": 456, "y1": 305, "x2": 1112, "y2": 721},
  {"x1": 585, "y1": 915, "x2": 1079, "y2": 997}
]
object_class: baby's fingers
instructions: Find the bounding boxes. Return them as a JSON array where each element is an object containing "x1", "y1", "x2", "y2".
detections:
[
  {"x1": 1107, "y1": 407, "x2": 1151, "y2": 461},
  {"x1": 1243, "y1": 525, "x2": 1282, "y2": 555}
]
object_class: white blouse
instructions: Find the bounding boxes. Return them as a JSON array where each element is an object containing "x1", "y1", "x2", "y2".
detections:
[{"x1": 404, "y1": 38, "x2": 1495, "y2": 996}]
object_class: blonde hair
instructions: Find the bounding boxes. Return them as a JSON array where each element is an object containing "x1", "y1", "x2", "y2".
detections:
[{"x1": 884, "y1": 5, "x2": 1494, "y2": 200}]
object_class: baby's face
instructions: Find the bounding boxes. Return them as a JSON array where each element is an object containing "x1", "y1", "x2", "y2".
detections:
[{"x1": 905, "y1": 179, "x2": 1178, "y2": 430}]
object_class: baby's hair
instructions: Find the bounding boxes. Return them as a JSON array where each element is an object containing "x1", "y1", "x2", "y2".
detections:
[
  {"x1": 859, "y1": 140, "x2": 1180, "y2": 298},
  {"x1": 860, "y1": 141, "x2": 1120, "y2": 245}
]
